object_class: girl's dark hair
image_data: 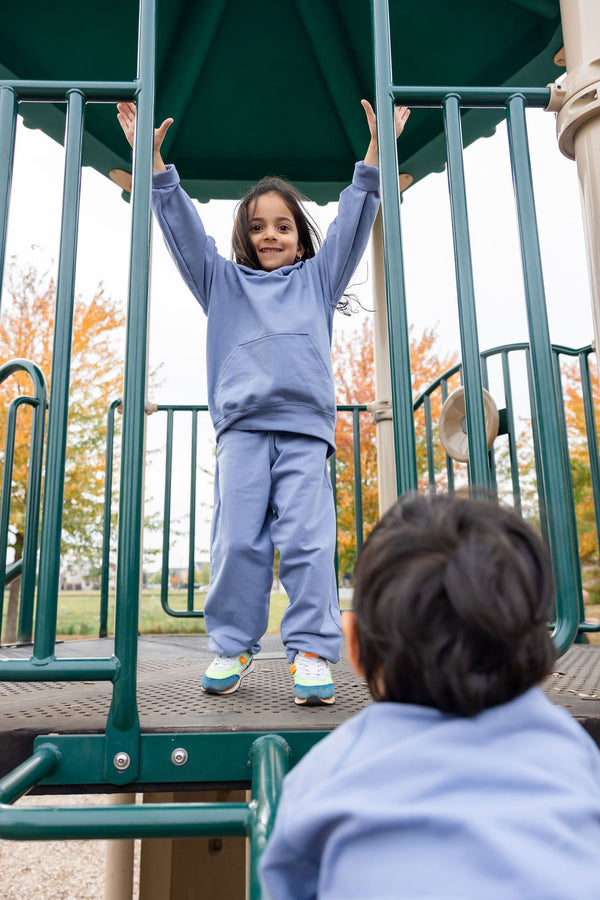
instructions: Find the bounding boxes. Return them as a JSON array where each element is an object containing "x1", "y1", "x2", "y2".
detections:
[
  {"x1": 352, "y1": 492, "x2": 556, "y2": 716},
  {"x1": 231, "y1": 176, "x2": 358, "y2": 316},
  {"x1": 231, "y1": 176, "x2": 321, "y2": 269}
]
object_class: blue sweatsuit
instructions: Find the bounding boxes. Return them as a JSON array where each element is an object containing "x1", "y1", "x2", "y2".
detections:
[
  {"x1": 261, "y1": 688, "x2": 600, "y2": 899},
  {"x1": 152, "y1": 162, "x2": 380, "y2": 662}
]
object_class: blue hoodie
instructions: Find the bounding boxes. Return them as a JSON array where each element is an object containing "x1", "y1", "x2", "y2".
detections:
[{"x1": 151, "y1": 162, "x2": 380, "y2": 454}]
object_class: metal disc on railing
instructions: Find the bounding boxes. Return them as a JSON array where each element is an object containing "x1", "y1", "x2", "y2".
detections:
[{"x1": 439, "y1": 387, "x2": 500, "y2": 462}]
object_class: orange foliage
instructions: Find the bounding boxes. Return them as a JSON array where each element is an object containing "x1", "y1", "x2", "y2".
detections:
[
  {"x1": 0, "y1": 258, "x2": 125, "y2": 569},
  {"x1": 332, "y1": 319, "x2": 458, "y2": 577},
  {"x1": 560, "y1": 356, "x2": 600, "y2": 562}
]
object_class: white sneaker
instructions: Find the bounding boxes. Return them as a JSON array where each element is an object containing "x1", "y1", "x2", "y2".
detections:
[
  {"x1": 290, "y1": 652, "x2": 335, "y2": 705},
  {"x1": 201, "y1": 651, "x2": 254, "y2": 694}
]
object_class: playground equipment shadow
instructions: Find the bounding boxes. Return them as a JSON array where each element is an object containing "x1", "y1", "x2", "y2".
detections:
[{"x1": 2, "y1": 636, "x2": 600, "y2": 789}]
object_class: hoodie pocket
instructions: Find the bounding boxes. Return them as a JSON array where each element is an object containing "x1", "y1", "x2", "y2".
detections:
[{"x1": 214, "y1": 332, "x2": 335, "y2": 423}]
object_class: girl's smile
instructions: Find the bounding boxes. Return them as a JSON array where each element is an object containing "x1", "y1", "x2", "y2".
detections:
[{"x1": 248, "y1": 191, "x2": 304, "y2": 270}]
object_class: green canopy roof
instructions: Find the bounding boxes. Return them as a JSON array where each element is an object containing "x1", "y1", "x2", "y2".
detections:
[{"x1": 1, "y1": 0, "x2": 562, "y2": 202}]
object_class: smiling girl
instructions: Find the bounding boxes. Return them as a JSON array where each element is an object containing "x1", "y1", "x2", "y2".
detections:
[{"x1": 117, "y1": 99, "x2": 409, "y2": 705}]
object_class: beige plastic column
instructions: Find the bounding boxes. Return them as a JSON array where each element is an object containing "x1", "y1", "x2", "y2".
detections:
[
  {"x1": 369, "y1": 211, "x2": 399, "y2": 516},
  {"x1": 104, "y1": 793, "x2": 136, "y2": 900},
  {"x1": 551, "y1": 0, "x2": 600, "y2": 349}
]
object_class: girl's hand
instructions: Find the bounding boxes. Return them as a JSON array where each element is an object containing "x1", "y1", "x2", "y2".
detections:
[
  {"x1": 361, "y1": 100, "x2": 410, "y2": 167},
  {"x1": 116, "y1": 101, "x2": 174, "y2": 173}
]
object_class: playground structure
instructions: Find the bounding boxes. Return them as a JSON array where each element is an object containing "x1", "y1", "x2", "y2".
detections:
[{"x1": 1, "y1": 0, "x2": 600, "y2": 896}]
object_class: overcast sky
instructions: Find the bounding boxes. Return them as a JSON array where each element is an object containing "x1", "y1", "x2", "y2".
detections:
[{"x1": 2, "y1": 106, "x2": 594, "y2": 566}]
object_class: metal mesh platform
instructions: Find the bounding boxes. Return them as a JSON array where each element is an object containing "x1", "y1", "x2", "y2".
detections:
[
  {"x1": 3, "y1": 637, "x2": 600, "y2": 784},
  {"x1": 0, "y1": 635, "x2": 370, "y2": 781}
]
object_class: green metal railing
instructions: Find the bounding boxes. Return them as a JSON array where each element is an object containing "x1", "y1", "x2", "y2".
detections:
[
  {"x1": 98, "y1": 402, "x2": 371, "y2": 633},
  {"x1": 0, "y1": 732, "x2": 290, "y2": 898},
  {"x1": 414, "y1": 342, "x2": 600, "y2": 642},
  {"x1": 372, "y1": 0, "x2": 581, "y2": 653},
  {"x1": 0, "y1": 360, "x2": 47, "y2": 644},
  {"x1": 0, "y1": 0, "x2": 153, "y2": 772}
]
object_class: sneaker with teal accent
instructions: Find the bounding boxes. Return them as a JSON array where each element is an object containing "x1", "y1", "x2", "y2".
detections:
[
  {"x1": 201, "y1": 651, "x2": 254, "y2": 695},
  {"x1": 290, "y1": 652, "x2": 335, "y2": 706}
]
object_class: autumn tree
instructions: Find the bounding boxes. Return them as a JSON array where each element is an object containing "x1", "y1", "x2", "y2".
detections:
[
  {"x1": 0, "y1": 256, "x2": 126, "y2": 637},
  {"x1": 560, "y1": 356, "x2": 600, "y2": 576},
  {"x1": 332, "y1": 319, "x2": 458, "y2": 578}
]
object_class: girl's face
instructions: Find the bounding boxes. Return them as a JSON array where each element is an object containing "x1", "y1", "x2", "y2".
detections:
[{"x1": 247, "y1": 191, "x2": 304, "y2": 271}]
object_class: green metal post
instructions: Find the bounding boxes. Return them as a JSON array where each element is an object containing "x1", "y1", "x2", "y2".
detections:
[
  {"x1": 248, "y1": 735, "x2": 291, "y2": 900},
  {"x1": 161, "y1": 409, "x2": 174, "y2": 613},
  {"x1": 352, "y1": 408, "x2": 364, "y2": 553},
  {"x1": 99, "y1": 399, "x2": 122, "y2": 638},
  {"x1": 0, "y1": 85, "x2": 17, "y2": 304},
  {"x1": 371, "y1": 0, "x2": 418, "y2": 495},
  {"x1": 500, "y1": 351, "x2": 522, "y2": 513},
  {"x1": 105, "y1": 0, "x2": 156, "y2": 783},
  {"x1": 0, "y1": 745, "x2": 60, "y2": 804},
  {"x1": 34, "y1": 89, "x2": 85, "y2": 660},
  {"x1": 330, "y1": 454, "x2": 339, "y2": 589},
  {"x1": 0, "y1": 399, "x2": 20, "y2": 623},
  {"x1": 506, "y1": 95, "x2": 580, "y2": 653},
  {"x1": 187, "y1": 409, "x2": 198, "y2": 611},
  {"x1": 443, "y1": 94, "x2": 490, "y2": 489}
]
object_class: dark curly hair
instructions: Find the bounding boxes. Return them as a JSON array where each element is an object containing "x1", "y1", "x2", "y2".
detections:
[{"x1": 352, "y1": 492, "x2": 556, "y2": 716}]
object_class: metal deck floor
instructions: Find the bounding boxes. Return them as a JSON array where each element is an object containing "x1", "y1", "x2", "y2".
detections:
[{"x1": 2, "y1": 637, "x2": 600, "y2": 785}]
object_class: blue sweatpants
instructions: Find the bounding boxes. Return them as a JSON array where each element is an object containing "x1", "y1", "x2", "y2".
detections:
[{"x1": 204, "y1": 430, "x2": 342, "y2": 664}]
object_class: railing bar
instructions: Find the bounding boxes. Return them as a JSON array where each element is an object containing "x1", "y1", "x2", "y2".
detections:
[
  {"x1": 108, "y1": 0, "x2": 157, "y2": 760},
  {"x1": 248, "y1": 735, "x2": 291, "y2": 900},
  {"x1": 0, "y1": 81, "x2": 137, "y2": 101},
  {"x1": 352, "y1": 408, "x2": 364, "y2": 552},
  {"x1": 423, "y1": 394, "x2": 436, "y2": 491},
  {"x1": 330, "y1": 454, "x2": 339, "y2": 592},
  {"x1": 99, "y1": 400, "x2": 121, "y2": 638},
  {"x1": 579, "y1": 352, "x2": 600, "y2": 561},
  {"x1": 443, "y1": 94, "x2": 490, "y2": 489},
  {"x1": 0, "y1": 802, "x2": 251, "y2": 841},
  {"x1": 187, "y1": 410, "x2": 198, "y2": 611},
  {"x1": 161, "y1": 412, "x2": 174, "y2": 615},
  {"x1": 390, "y1": 85, "x2": 551, "y2": 107},
  {"x1": 481, "y1": 357, "x2": 498, "y2": 494},
  {"x1": 17, "y1": 384, "x2": 47, "y2": 644},
  {"x1": 34, "y1": 89, "x2": 85, "y2": 660},
  {"x1": 440, "y1": 378, "x2": 455, "y2": 491},
  {"x1": 501, "y1": 352, "x2": 522, "y2": 514},
  {"x1": 0, "y1": 399, "x2": 20, "y2": 631},
  {"x1": 552, "y1": 350, "x2": 584, "y2": 621},
  {"x1": 0, "y1": 658, "x2": 118, "y2": 681},
  {"x1": 0, "y1": 745, "x2": 59, "y2": 805},
  {"x1": 372, "y1": 0, "x2": 418, "y2": 494},
  {"x1": 0, "y1": 86, "x2": 17, "y2": 305},
  {"x1": 507, "y1": 93, "x2": 579, "y2": 652}
]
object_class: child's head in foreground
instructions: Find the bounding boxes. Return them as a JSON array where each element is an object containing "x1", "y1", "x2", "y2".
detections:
[{"x1": 346, "y1": 492, "x2": 556, "y2": 716}]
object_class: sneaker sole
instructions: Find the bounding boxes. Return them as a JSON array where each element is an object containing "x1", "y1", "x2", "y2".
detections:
[
  {"x1": 295, "y1": 694, "x2": 335, "y2": 706},
  {"x1": 201, "y1": 660, "x2": 255, "y2": 695}
]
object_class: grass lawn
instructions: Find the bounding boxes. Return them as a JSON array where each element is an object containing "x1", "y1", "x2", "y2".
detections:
[{"x1": 32, "y1": 589, "x2": 290, "y2": 640}]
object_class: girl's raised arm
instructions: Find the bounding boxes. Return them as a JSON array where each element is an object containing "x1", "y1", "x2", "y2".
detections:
[
  {"x1": 116, "y1": 101, "x2": 174, "y2": 173},
  {"x1": 361, "y1": 100, "x2": 410, "y2": 168}
]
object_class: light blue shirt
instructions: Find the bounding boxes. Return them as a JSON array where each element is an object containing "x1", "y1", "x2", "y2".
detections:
[{"x1": 261, "y1": 688, "x2": 600, "y2": 899}]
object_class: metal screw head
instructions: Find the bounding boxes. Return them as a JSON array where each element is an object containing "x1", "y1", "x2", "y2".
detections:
[
  {"x1": 171, "y1": 748, "x2": 189, "y2": 766},
  {"x1": 113, "y1": 751, "x2": 131, "y2": 771}
]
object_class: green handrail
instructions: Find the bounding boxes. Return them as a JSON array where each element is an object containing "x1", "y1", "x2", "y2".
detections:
[
  {"x1": 0, "y1": 359, "x2": 47, "y2": 644},
  {"x1": 413, "y1": 342, "x2": 600, "y2": 642},
  {"x1": 0, "y1": 734, "x2": 290, "y2": 900},
  {"x1": 0, "y1": 85, "x2": 17, "y2": 302}
]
